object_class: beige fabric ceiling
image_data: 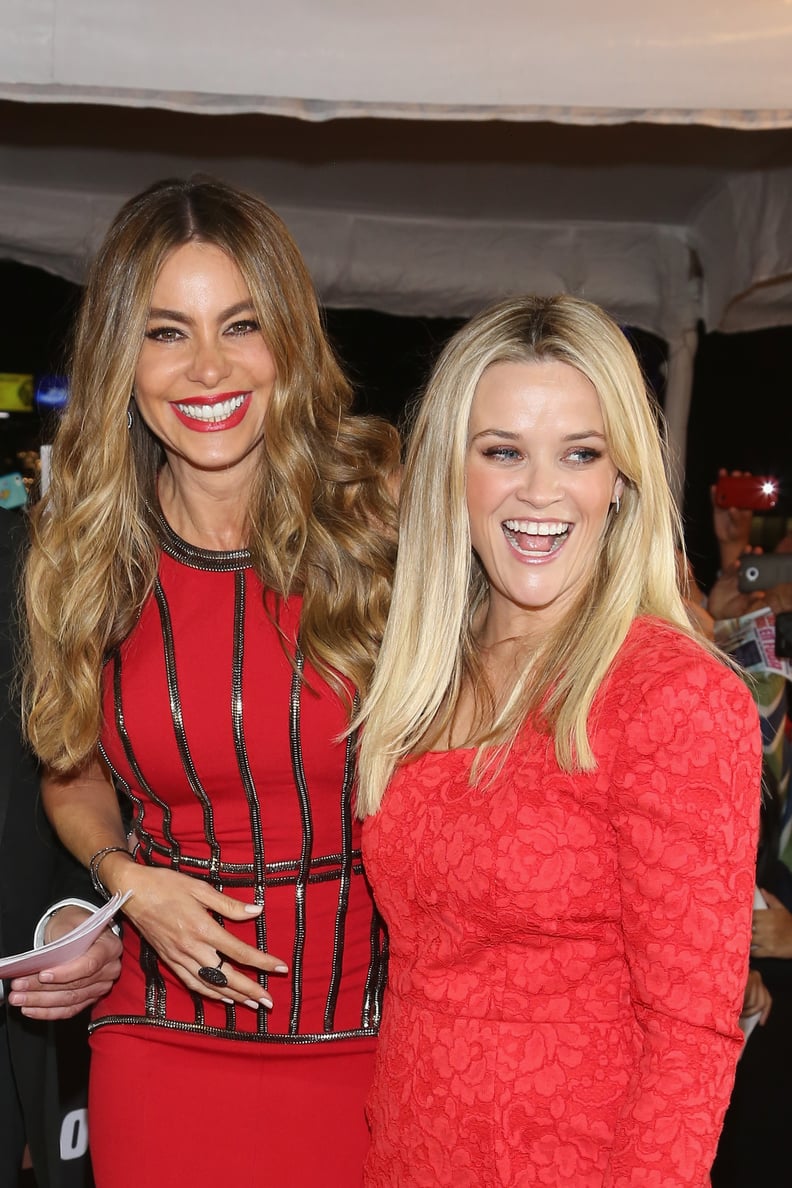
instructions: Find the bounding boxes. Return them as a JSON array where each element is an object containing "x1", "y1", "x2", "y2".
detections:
[{"x1": 0, "y1": 0, "x2": 791, "y2": 476}]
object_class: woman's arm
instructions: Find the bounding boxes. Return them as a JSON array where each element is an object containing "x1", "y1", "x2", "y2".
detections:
[
  {"x1": 42, "y1": 760, "x2": 128, "y2": 866},
  {"x1": 42, "y1": 760, "x2": 287, "y2": 1010},
  {"x1": 604, "y1": 648, "x2": 761, "y2": 1187}
]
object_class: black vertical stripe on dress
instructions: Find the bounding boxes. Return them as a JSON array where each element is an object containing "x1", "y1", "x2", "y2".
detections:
[
  {"x1": 231, "y1": 570, "x2": 269, "y2": 1035},
  {"x1": 154, "y1": 577, "x2": 230, "y2": 1025},
  {"x1": 109, "y1": 651, "x2": 181, "y2": 867},
  {"x1": 323, "y1": 701, "x2": 358, "y2": 1031},
  {"x1": 362, "y1": 912, "x2": 388, "y2": 1031},
  {"x1": 139, "y1": 938, "x2": 167, "y2": 1021},
  {"x1": 154, "y1": 579, "x2": 223, "y2": 877},
  {"x1": 287, "y1": 651, "x2": 313, "y2": 1035}
]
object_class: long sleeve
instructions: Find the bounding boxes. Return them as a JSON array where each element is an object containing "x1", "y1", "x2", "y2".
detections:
[
  {"x1": 0, "y1": 511, "x2": 99, "y2": 958},
  {"x1": 603, "y1": 649, "x2": 761, "y2": 1187}
]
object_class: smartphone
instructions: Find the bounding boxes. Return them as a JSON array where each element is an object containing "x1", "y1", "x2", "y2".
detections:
[
  {"x1": 714, "y1": 474, "x2": 779, "y2": 511},
  {"x1": 738, "y1": 553, "x2": 792, "y2": 593}
]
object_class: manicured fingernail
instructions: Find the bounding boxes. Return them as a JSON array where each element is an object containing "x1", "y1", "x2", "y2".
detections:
[
  {"x1": 39, "y1": 971, "x2": 55, "y2": 983},
  {"x1": 273, "y1": 964, "x2": 289, "y2": 974},
  {"x1": 221, "y1": 997, "x2": 234, "y2": 1005},
  {"x1": 243, "y1": 997, "x2": 272, "y2": 1010},
  {"x1": 244, "y1": 904, "x2": 263, "y2": 915}
]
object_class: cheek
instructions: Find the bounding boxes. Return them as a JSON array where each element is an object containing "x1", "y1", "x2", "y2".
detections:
[
  {"x1": 569, "y1": 472, "x2": 617, "y2": 520},
  {"x1": 247, "y1": 343, "x2": 278, "y2": 386},
  {"x1": 466, "y1": 473, "x2": 508, "y2": 562},
  {"x1": 133, "y1": 351, "x2": 169, "y2": 401},
  {"x1": 465, "y1": 464, "x2": 504, "y2": 523}
]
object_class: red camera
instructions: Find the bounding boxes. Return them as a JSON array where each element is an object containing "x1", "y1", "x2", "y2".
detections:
[{"x1": 713, "y1": 474, "x2": 779, "y2": 511}]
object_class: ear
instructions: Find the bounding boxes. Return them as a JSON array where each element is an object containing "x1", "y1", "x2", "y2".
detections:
[{"x1": 612, "y1": 474, "x2": 625, "y2": 506}]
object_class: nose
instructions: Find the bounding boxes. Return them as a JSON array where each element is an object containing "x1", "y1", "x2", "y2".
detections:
[
  {"x1": 516, "y1": 459, "x2": 561, "y2": 508},
  {"x1": 186, "y1": 334, "x2": 232, "y2": 388}
]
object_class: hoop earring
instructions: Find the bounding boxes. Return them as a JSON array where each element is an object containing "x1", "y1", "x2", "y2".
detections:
[
  {"x1": 127, "y1": 408, "x2": 133, "y2": 431},
  {"x1": 614, "y1": 494, "x2": 620, "y2": 514}
]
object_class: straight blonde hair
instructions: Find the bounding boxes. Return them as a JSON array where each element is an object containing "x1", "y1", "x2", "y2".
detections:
[
  {"x1": 357, "y1": 294, "x2": 702, "y2": 816},
  {"x1": 24, "y1": 177, "x2": 399, "y2": 772}
]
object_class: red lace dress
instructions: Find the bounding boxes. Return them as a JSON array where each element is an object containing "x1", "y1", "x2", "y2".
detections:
[
  {"x1": 89, "y1": 521, "x2": 386, "y2": 1187},
  {"x1": 362, "y1": 618, "x2": 761, "y2": 1187}
]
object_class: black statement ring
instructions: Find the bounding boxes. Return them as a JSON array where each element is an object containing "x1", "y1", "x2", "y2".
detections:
[{"x1": 197, "y1": 952, "x2": 229, "y2": 989}]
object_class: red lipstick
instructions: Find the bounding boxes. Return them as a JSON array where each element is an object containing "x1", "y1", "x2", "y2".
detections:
[{"x1": 170, "y1": 391, "x2": 251, "y2": 433}]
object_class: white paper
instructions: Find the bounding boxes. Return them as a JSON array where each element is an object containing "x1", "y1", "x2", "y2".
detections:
[{"x1": 0, "y1": 890, "x2": 132, "y2": 979}]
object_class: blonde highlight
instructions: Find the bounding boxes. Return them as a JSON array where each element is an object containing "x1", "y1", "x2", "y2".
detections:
[
  {"x1": 357, "y1": 294, "x2": 713, "y2": 814},
  {"x1": 23, "y1": 177, "x2": 399, "y2": 771}
]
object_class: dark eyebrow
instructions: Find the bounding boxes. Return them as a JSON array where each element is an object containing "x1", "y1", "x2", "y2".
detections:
[{"x1": 147, "y1": 300, "x2": 255, "y2": 324}]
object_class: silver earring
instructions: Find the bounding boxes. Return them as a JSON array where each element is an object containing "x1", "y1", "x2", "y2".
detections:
[
  {"x1": 127, "y1": 408, "x2": 133, "y2": 430},
  {"x1": 614, "y1": 494, "x2": 621, "y2": 514}
]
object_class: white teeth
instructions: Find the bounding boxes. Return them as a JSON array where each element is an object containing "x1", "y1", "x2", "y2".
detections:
[
  {"x1": 503, "y1": 520, "x2": 570, "y2": 536},
  {"x1": 174, "y1": 394, "x2": 246, "y2": 422}
]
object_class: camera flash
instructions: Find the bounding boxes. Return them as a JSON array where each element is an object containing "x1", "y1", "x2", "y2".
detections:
[{"x1": 761, "y1": 481, "x2": 777, "y2": 495}]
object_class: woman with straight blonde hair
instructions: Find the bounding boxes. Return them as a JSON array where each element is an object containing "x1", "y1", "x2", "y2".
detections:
[
  {"x1": 358, "y1": 294, "x2": 761, "y2": 1187},
  {"x1": 23, "y1": 176, "x2": 398, "y2": 1186}
]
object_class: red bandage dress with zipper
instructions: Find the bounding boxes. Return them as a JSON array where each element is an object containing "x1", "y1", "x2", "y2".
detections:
[{"x1": 88, "y1": 519, "x2": 387, "y2": 1187}]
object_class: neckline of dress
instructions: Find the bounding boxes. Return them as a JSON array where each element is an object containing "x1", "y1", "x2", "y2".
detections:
[{"x1": 155, "y1": 508, "x2": 253, "y2": 573}]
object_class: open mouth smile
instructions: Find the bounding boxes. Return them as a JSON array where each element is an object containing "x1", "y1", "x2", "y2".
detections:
[
  {"x1": 171, "y1": 391, "x2": 251, "y2": 431},
  {"x1": 502, "y1": 519, "x2": 572, "y2": 558}
]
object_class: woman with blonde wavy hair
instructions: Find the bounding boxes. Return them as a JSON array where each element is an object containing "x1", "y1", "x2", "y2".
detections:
[
  {"x1": 23, "y1": 176, "x2": 398, "y2": 1187},
  {"x1": 358, "y1": 294, "x2": 761, "y2": 1187}
]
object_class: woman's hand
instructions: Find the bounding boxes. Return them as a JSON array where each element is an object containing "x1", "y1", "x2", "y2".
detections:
[
  {"x1": 740, "y1": 969, "x2": 772, "y2": 1025},
  {"x1": 751, "y1": 890, "x2": 792, "y2": 959},
  {"x1": 711, "y1": 469, "x2": 755, "y2": 569},
  {"x1": 766, "y1": 581, "x2": 792, "y2": 616},
  {"x1": 707, "y1": 553, "x2": 768, "y2": 623},
  {"x1": 8, "y1": 906, "x2": 123, "y2": 1020},
  {"x1": 103, "y1": 854, "x2": 287, "y2": 1009}
]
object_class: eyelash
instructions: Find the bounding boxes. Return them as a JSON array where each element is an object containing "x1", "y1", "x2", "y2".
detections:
[
  {"x1": 226, "y1": 319, "x2": 260, "y2": 336},
  {"x1": 483, "y1": 446, "x2": 521, "y2": 462},
  {"x1": 481, "y1": 445, "x2": 603, "y2": 464},
  {"x1": 145, "y1": 326, "x2": 182, "y2": 343},
  {"x1": 144, "y1": 319, "x2": 260, "y2": 343},
  {"x1": 567, "y1": 447, "x2": 603, "y2": 464}
]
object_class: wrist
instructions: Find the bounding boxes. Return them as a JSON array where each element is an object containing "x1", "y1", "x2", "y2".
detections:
[
  {"x1": 35, "y1": 897, "x2": 123, "y2": 946},
  {"x1": 43, "y1": 904, "x2": 92, "y2": 945},
  {"x1": 89, "y1": 845, "x2": 135, "y2": 899},
  {"x1": 719, "y1": 544, "x2": 748, "y2": 570}
]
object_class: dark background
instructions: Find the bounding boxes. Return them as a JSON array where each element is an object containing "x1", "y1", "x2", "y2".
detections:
[{"x1": 1, "y1": 257, "x2": 789, "y2": 590}]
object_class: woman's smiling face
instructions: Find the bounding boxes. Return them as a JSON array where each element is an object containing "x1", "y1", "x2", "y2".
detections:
[
  {"x1": 465, "y1": 358, "x2": 623, "y2": 644},
  {"x1": 133, "y1": 240, "x2": 277, "y2": 485}
]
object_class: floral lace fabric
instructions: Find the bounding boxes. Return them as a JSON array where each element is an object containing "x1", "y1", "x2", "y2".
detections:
[{"x1": 362, "y1": 618, "x2": 761, "y2": 1187}]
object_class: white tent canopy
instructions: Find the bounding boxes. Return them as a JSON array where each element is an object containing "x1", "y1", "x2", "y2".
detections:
[
  {"x1": 4, "y1": 0, "x2": 792, "y2": 126},
  {"x1": 1, "y1": 1, "x2": 791, "y2": 480}
]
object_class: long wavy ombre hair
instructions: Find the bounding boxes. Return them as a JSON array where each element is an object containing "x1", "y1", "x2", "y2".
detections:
[
  {"x1": 357, "y1": 294, "x2": 702, "y2": 815},
  {"x1": 24, "y1": 176, "x2": 399, "y2": 772}
]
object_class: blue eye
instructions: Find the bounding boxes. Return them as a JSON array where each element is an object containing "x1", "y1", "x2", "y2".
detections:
[
  {"x1": 483, "y1": 446, "x2": 521, "y2": 462},
  {"x1": 567, "y1": 447, "x2": 602, "y2": 464}
]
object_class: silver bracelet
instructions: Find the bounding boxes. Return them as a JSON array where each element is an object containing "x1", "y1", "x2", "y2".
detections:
[{"x1": 89, "y1": 845, "x2": 132, "y2": 900}]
